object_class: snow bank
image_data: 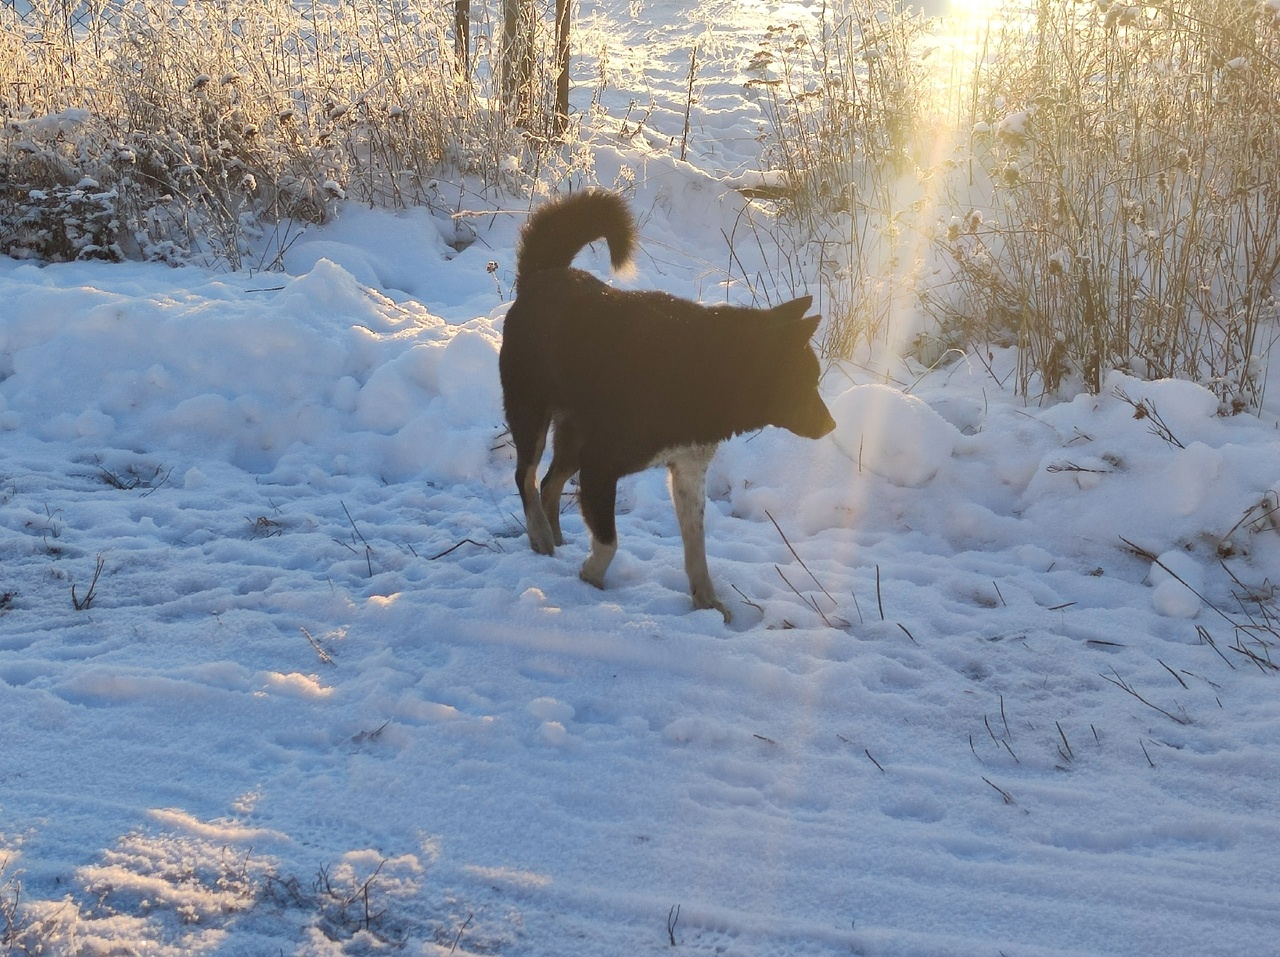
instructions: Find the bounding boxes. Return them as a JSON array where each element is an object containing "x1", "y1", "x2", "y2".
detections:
[{"x1": 0, "y1": 257, "x2": 503, "y2": 484}]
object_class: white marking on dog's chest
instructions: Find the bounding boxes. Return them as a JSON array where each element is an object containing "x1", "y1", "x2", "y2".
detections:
[{"x1": 646, "y1": 442, "x2": 719, "y2": 472}]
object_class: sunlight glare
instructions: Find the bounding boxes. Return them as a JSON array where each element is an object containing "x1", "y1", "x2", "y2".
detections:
[{"x1": 948, "y1": 0, "x2": 1006, "y2": 14}]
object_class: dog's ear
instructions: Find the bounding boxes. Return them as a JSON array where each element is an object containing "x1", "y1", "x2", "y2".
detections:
[
  {"x1": 794, "y1": 313, "x2": 821, "y2": 341},
  {"x1": 770, "y1": 296, "x2": 813, "y2": 323},
  {"x1": 767, "y1": 298, "x2": 821, "y2": 342}
]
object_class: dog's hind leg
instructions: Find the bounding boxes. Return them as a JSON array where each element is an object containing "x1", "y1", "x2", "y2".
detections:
[
  {"x1": 576, "y1": 464, "x2": 619, "y2": 590},
  {"x1": 668, "y1": 444, "x2": 730, "y2": 623},
  {"x1": 540, "y1": 418, "x2": 582, "y2": 547},
  {"x1": 511, "y1": 411, "x2": 557, "y2": 555}
]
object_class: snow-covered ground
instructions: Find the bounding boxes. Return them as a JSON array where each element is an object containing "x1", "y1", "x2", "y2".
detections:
[{"x1": 3, "y1": 1, "x2": 1280, "y2": 955}]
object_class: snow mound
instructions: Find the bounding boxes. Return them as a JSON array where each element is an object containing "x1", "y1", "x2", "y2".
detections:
[
  {"x1": 1149, "y1": 549, "x2": 1205, "y2": 619},
  {"x1": 828, "y1": 384, "x2": 958, "y2": 487}
]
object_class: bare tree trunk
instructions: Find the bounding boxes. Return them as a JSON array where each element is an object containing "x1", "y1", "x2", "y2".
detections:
[
  {"x1": 553, "y1": 0, "x2": 571, "y2": 135},
  {"x1": 454, "y1": 0, "x2": 470, "y2": 77},
  {"x1": 502, "y1": 0, "x2": 535, "y2": 122}
]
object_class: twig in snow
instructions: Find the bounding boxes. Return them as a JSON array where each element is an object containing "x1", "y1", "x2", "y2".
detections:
[
  {"x1": 450, "y1": 913, "x2": 474, "y2": 954},
  {"x1": 248, "y1": 514, "x2": 285, "y2": 538},
  {"x1": 1228, "y1": 637, "x2": 1279, "y2": 673},
  {"x1": 301, "y1": 627, "x2": 335, "y2": 665},
  {"x1": 679, "y1": 45, "x2": 698, "y2": 162},
  {"x1": 982, "y1": 776, "x2": 1015, "y2": 804},
  {"x1": 1099, "y1": 668, "x2": 1190, "y2": 725},
  {"x1": 775, "y1": 565, "x2": 843, "y2": 628},
  {"x1": 1179, "y1": 669, "x2": 1221, "y2": 690},
  {"x1": 1056, "y1": 721, "x2": 1073, "y2": 761},
  {"x1": 1220, "y1": 562, "x2": 1280, "y2": 638},
  {"x1": 1156, "y1": 659, "x2": 1188, "y2": 689},
  {"x1": 341, "y1": 500, "x2": 374, "y2": 576},
  {"x1": 72, "y1": 553, "x2": 106, "y2": 610},
  {"x1": 427, "y1": 538, "x2": 495, "y2": 560},
  {"x1": 1195, "y1": 626, "x2": 1235, "y2": 669},
  {"x1": 765, "y1": 509, "x2": 835, "y2": 605},
  {"x1": 1217, "y1": 491, "x2": 1280, "y2": 550},
  {"x1": 352, "y1": 720, "x2": 390, "y2": 745},
  {"x1": 730, "y1": 583, "x2": 763, "y2": 614},
  {"x1": 667, "y1": 904, "x2": 681, "y2": 946},
  {"x1": 139, "y1": 467, "x2": 173, "y2": 497},
  {"x1": 1112, "y1": 386, "x2": 1185, "y2": 448},
  {"x1": 1046, "y1": 461, "x2": 1113, "y2": 475}
]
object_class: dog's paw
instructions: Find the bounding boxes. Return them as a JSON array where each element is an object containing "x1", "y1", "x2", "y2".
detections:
[
  {"x1": 579, "y1": 540, "x2": 616, "y2": 589},
  {"x1": 693, "y1": 591, "x2": 733, "y2": 624},
  {"x1": 526, "y1": 516, "x2": 557, "y2": 555}
]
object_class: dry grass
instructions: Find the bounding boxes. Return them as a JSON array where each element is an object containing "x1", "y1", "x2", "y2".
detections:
[
  {"x1": 0, "y1": 0, "x2": 573, "y2": 267},
  {"x1": 747, "y1": 0, "x2": 937, "y2": 358},
  {"x1": 753, "y1": 0, "x2": 1279, "y2": 410},
  {"x1": 931, "y1": 0, "x2": 1280, "y2": 410}
]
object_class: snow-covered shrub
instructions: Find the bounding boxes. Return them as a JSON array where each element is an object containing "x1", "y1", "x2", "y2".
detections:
[
  {"x1": 935, "y1": 0, "x2": 1280, "y2": 411},
  {"x1": 0, "y1": 178, "x2": 121, "y2": 263},
  {"x1": 0, "y1": 0, "x2": 578, "y2": 269}
]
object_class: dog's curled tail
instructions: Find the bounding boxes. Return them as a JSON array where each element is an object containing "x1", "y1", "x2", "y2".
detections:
[{"x1": 515, "y1": 190, "x2": 636, "y2": 284}]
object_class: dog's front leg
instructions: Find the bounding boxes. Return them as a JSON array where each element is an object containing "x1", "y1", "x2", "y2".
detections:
[
  {"x1": 576, "y1": 466, "x2": 619, "y2": 589},
  {"x1": 668, "y1": 444, "x2": 730, "y2": 623}
]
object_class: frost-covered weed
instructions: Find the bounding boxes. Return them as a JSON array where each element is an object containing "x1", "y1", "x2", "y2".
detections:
[
  {"x1": 747, "y1": 0, "x2": 936, "y2": 358},
  {"x1": 936, "y1": 0, "x2": 1280, "y2": 410},
  {"x1": 752, "y1": 1, "x2": 1279, "y2": 407},
  {"x1": 0, "y1": 0, "x2": 576, "y2": 269}
]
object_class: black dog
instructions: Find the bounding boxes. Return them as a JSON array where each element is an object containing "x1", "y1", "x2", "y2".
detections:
[{"x1": 499, "y1": 190, "x2": 835, "y2": 621}]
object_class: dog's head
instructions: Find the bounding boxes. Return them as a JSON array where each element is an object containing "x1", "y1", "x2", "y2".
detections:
[{"x1": 763, "y1": 296, "x2": 836, "y2": 440}]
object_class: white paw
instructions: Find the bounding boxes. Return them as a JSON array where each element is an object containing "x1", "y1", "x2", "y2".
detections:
[
  {"x1": 693, "y1": 590, "x2": 732, "y2": 624},
  {"x1": 526, "y1": 510, "x2": 556, "y2": 555}
]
